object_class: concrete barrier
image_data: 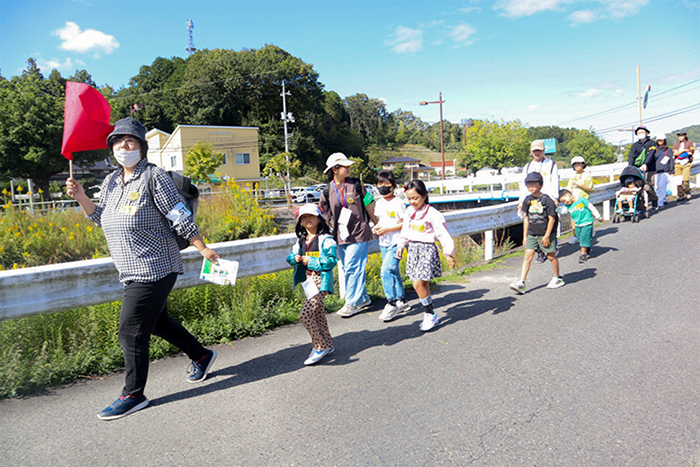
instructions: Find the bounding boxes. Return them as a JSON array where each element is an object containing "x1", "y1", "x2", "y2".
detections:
[{"x1": 2, "y1": 161, "x2": 697, "y2": 323}]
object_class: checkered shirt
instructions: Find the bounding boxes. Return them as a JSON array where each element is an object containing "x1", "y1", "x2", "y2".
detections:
[{"x1": 87, "y1": 159, "x2": 200, "y2": 283}]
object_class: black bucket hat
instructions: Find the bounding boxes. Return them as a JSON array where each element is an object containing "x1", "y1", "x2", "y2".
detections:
[{"x1": 107, "y1": 117, "x2": 147, "y2": 148}]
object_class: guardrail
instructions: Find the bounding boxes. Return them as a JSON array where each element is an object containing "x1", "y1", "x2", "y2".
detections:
[{"x1": 1, "y1": 163, "x2": 697, "y2": 322}]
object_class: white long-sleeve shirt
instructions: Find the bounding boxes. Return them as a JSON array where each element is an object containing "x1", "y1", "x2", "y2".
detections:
[{"x1": 396, "y1": 204, "x2": 455, "y2": 257}]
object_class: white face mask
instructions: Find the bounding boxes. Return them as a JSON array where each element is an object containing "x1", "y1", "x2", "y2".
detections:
[
  {"x1": 637, "y1": 132, "x2": 647, "y2": 141},
  {"x1": 114, "y1": 149, "x2": 141, "y2": 168}
]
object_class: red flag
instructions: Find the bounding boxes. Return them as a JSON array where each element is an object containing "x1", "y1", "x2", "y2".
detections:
[{"x1": 61, "y1": 82, "x2": 113, "y2": 160}]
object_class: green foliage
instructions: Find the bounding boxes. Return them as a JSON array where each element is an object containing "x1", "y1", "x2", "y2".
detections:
[
  {"x1": 564, "y1": 129, "x2": 617, "y2": 166},
  {"x1": 196, "y1": 179, "x2": 277, "y2": 242},
  {"x1": 462, "y1": 119, "x2": 530, "y2": 171},
  {"x1": 0, "y1": 271, "x2": 301, "y2": 398},
  {"x1": 0, "y1": 203, "x2": 109, "y2": 270},
  {"x1": 349, "y1": 157, "x2": 377, "y2": 184},
  {"x1": 0, "y1": 60, "x2": 109, "y2": 194},
  {"x1": 183, "y1": 140, "x2": 225, "y2": 184}
]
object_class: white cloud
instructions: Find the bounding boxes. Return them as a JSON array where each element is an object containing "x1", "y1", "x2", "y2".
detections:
[
  {"x1": 389, "y1": 26, "x2": 423, "y2": 54},
  {"x1": 569, "y1": 9, "x2": 597, "y2": 24},
  {"x1": 496, "y1": 0, "x2": 572, "y2": 18},
  {"x1": 601, "y1": 0, "x2": 648, "y2": 19},
  {"x1": 528, "y1": 105, "x2": 540, "y2": 112},
  {"x1": 577, "y1": 88, "x2": 603, "y2": 98},
  {"x1": 611, "y1": 89, "x2": 624, "y2": 97},
  {"x1": 36, "y1": 57, "x2": 84, "y2": 72},
  {"x1": 496, "y1": 0, "x2": 648, "y2": 22},
  {"x1": 450, "y1": 24, "x2": 477, "y2": 45},
  {"x1": 459, "y1": 6, "x2": 481, "y2": 13},
  {"x1": 53, "y1": 21, "x2": 119, "y2": 57}
]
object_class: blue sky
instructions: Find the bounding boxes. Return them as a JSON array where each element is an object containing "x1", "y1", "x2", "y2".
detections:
[{"x1": 1, "y1": 0, "x2": 699, "y2": 144}]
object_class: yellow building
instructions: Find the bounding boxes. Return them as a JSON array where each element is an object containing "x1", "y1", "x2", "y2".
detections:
[{"x1": 145, "y1": 124, "x2": 260, "y2": 185}]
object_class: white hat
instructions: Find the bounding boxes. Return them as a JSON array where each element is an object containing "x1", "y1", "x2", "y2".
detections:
[
  {"x1": 570, "y1": 156, "x2": 586, "y2": 165},
  {"x1": 297, "y1": 203, "x2": 321, "y2": 219},
  {"x1": 324, "y1": 152, "x2": 355, "y2": 173},
  {"x1": 530, "y1": 140, "x2": 545, "y2": 151}
]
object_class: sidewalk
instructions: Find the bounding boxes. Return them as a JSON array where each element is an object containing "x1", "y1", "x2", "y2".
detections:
[{"x1": 1, "y1": 197, "x2": 699, "y2": 467}]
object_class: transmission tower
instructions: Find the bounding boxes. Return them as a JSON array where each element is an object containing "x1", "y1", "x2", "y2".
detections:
[{"x1": 186, "y1": 19, "x2": 196, "y2": 55}]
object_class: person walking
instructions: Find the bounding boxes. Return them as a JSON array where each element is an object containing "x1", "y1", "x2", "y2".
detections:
[
  {"x1": 559, "y1": 189, "x2": 603, "y2": 263},
  {"x1": 628, "y1": 125, "x2": 659, "y2": 210},
  {"x1": 396, "y1": 180, "x2": 455, "y2": 332},
  {"x1": 654, "y1": 136, "x2": 674, "y2": 208},
  {"x1": 287, "y1": 204, "x2": 337, "y2": 365},
  {"x1": 66, "y1": 117, "x2": 219, "y2": 420},
  {"x1": 510, "y1": 172, "x2": 564, "y2": 294},
  {"x1": 519, "y1": 139, "x2": 560, "y2": 262},
  {"x1": 372, "y1": 171, "x2": 409, "y2": 322},
  {"x1": 672, "y1": 130, "x2": 695, "y2": 201},
  {"x1": 319, "y1": 153, "x2": 378, "y2": 318}
]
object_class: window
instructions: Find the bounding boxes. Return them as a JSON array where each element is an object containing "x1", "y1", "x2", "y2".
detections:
[
  {"x1": 222, "y1": 154, "x2": 227, "y2": 165},
  {"x1": 170, "y1": 156, "x2": 177, "y2": 167},
  {"x1": 236, "y1": 153, "x2": 251, "y2": 165}
]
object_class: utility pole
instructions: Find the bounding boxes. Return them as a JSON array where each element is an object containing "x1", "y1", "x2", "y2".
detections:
[{"x1": 281, "y1": 81, "x2": 295, "y2": 203}]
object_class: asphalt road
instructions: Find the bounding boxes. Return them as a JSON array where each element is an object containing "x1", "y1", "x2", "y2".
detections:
[{"x1": 2, "y1": 196, "x2": 699, "y2": 467}]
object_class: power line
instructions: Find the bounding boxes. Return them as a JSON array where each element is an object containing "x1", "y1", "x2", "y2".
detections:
[{"x1": 595, "y1": 102, "x2": 700, "y2": 134}]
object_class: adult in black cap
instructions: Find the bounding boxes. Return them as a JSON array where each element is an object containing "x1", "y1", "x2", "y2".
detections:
[
  {"x1": 672, "y1": 130, "x2": 695, "y2": 201},
  {"x1": 66, "y1": 117, "x2": 220, "y2": 420},
  {"x1": 627, "y1": 125, "x2": 658, "y2": 210}
]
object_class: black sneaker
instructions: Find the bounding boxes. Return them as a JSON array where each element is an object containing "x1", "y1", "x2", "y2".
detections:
[
  {"x1": 187, "y1": 349, "x2": 217, "y2": 383},
  {"x1": 97, "y1": 394, "x2": 149, "y2": 420}
]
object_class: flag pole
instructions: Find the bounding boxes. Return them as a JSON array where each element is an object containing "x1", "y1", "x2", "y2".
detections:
[{"x1": 69, "y1": 159, "x2": 73, "y2": 179}]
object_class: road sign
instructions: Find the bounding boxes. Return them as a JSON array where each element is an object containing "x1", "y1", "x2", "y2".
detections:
[{"x1": 544, "y1": 138, "x2": 557, "y2": 154}]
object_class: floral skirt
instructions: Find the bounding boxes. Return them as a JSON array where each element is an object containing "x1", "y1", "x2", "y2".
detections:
[{"x1": 406, "y1": 242, "x2": 442, "y2": 281}]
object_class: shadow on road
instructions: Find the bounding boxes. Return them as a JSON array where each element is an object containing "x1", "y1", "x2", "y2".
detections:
[{"x1": 149, "y1": 286, "x2": 509, "y2": 409}]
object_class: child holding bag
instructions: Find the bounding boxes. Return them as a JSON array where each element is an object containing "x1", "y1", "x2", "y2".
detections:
[
  {"x1": 286, "y1": 204, "x2": 338, "y2": 365},
  {"x1": 396, "y1": 180, "x2": 455, "y2": 332}
]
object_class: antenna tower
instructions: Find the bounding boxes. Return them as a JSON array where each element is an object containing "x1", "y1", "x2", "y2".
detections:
[{"x1": 186, "y1": 19, "x2": 196, "y2": 55}]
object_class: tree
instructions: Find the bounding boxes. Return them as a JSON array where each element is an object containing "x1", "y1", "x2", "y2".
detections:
[
  {"x1": 183, "y1": 141, "x2": 225, "y2": 184},
  {"x1": 461, "y1": 119, "x2": 530, "y2": 172},
  {"x1": 349, "y1": 156, "x2": 377, "y2": 184},
  {"x1": 565, "y1": 129, "x2": 617, "y2": 166},
  {"x1": 343, "y1": 93, "x2": 390, "y2": 146}
]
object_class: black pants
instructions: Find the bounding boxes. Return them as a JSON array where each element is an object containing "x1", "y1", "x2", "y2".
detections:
[
  {"x1": 644, "y1": 171, "x2": 659, "y2": 206},
  {"x1": 119, "y1": 273, "x2": 207, "y2": 397}
]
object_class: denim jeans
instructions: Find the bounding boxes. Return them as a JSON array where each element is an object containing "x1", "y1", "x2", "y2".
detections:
[
  {"x1": 380, "y1": 244, "x2": 405, "y2": 302},
  {"x1": 337, "y1": 241, "x2": 370, "y2": 307}
]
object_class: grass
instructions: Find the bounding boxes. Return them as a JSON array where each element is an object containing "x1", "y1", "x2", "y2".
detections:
[{"x1": 0, "y1": 232, "x2": 511, "y2": 399}]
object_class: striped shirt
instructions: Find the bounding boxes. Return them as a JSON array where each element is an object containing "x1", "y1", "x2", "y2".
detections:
[{"x1": 87, "y1": 159, "x2": 199, "y2": 283}]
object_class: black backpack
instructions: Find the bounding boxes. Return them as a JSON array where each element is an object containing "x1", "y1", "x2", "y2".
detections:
[{"x1": 144, "y1": 163, "x2": 199, "y2": 250}]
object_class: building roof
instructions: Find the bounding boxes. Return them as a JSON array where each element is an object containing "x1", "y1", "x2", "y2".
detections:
[{"x1": 382, "y1": 156, "x2": 422, "y2": 164}]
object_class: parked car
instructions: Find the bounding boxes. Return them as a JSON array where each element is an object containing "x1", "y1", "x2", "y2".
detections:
[{"x1": 294, "y1": 184, "x2": 327, "y2": 203}]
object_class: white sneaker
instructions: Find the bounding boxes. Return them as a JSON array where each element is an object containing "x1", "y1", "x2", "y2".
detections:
[
  {"x1": 570, "y1": 236, "x2": 578, "y2": 245},
  {"x1": 419, "y1": 313, "x2": 439, "y2": 331},
  {"x1": 546, "y1": 276, "x2": 565, "y2": 289},
  {"x1": 396, "y1": 300, "x2": 410, "y2": 313},
  {"x1": 357, "y1": 298, "x2": 372, "y2": 310},
  {"x1": 304, "y1": 347, "x2": 334, "y2": 365},
  {"x1": 379, "y1": 303, "x2": 399, "y2": 321},
  {"x1": 337, "y1": 304, "x2": 361, "y2": 318},
  {"x1": 509, "y1": 280, "x2": 526, "y2": 295}
]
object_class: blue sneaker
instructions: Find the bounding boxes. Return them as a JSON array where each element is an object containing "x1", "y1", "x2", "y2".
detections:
[
  {"x1": 187, "y1": 349, "x2": 217, "y2": 383},
  {"x1": 304, "y1": 347, "x2": 334, "y2": 366},
  {"x1": 97, "y1": 394, "x2": 149, "y2": 420}
]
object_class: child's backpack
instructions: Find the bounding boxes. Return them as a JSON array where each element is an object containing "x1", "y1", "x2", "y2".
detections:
[{"x1": 144, "y1": 163, "x2": 199, "y2": 250}]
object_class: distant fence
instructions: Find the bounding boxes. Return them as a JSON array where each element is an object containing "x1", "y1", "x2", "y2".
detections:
[{"x1": 1, "y1": 162, "x2": 697, "y2": 322}]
